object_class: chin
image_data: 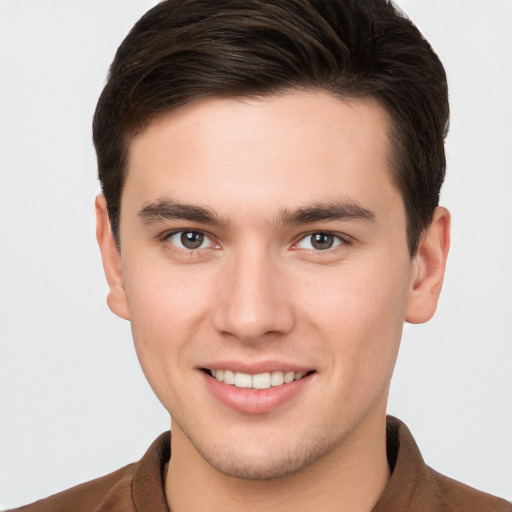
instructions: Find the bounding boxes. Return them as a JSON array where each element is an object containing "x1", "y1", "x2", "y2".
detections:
[{"x1": 193, "y1": 434, "x2": 331, "y2": 481}]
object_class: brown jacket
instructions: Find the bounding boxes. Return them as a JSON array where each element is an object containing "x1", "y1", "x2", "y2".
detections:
[{"x1": 8, "y1": 417, "x2": 511, "y2": 512}]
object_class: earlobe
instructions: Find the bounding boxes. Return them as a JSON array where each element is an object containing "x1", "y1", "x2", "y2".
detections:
[
  {"x1": 405, "y1": 207, "x2": 451, "y2": 324},
  {"x1": 95, "y1": 195, "x2": 130, "y2": 320}
]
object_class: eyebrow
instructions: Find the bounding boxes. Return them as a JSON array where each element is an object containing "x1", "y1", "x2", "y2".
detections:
[
  {"x1": 279, "y1": 200, "x2": 376, "y2": 225},
  {"x1": 138, "y1": 198, "x2": 229, "y2": 227},
  {"x1": 138, "y1": 197, "x2": 376, "y2": 227}
]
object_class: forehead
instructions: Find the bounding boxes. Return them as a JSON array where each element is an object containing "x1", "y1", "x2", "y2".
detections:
[{"x1": 123, "y1": 91, "x2": 400, "y2": 223}]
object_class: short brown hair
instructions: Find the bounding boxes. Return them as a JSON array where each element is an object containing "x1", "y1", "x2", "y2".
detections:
[{"x1": 93, "y1": 0, "x2": 449, "y2": 255}]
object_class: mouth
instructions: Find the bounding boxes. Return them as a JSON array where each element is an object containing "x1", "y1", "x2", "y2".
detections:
[{"x1": 203, "y1": 368, "x2": 314, "y2": 390}]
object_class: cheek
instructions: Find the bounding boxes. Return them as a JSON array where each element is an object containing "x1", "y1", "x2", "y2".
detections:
[
  {"x1": 122, "y1": 260, "x2": 214, "y2": 386},
  {"x1": 302, "y1": 257, "x2": 410, "y2": 375},
  {"x1": 125, "y1": 256, "x2": 214, "y2": 331},
  {"x1": 124, "y1": 280, "x2": 209, "y2": 417}
]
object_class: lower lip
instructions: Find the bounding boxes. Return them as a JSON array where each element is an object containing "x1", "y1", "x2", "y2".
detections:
[{"x1": 203, "y1": 372, "x2": 312, "y2": 415}]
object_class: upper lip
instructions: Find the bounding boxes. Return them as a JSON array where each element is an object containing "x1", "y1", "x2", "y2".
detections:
[{"x1": 199, "y1": 360, "x2": 313, "y2": 374}]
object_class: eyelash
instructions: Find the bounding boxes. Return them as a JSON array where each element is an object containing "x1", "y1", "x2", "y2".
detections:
[
  {"x1": 162, "y1": 229, "x2": 350, "y2": 253},
  {"x1": 292, "y1": 232, "x2": 350, "y2": 252},
  {"x1": 163, "y1": 230, "x2": 219, "y2": 253}
]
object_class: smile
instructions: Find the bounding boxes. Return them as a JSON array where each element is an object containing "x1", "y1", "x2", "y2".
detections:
[{"x1": 208, "y1": 369, "x2": 309, "y2": 389}]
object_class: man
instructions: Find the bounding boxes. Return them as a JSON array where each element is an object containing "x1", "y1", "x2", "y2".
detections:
[{"x1": 6, "y1": 0, "x2": 511, "y2": 511}]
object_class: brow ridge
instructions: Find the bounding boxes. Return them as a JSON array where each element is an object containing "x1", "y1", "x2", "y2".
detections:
[
  {"x1": 279, "y1": 200, "x2": 376, "y2": 225},
  {"x1": 138, "y1": 198, "x2": 375, "y2": 228},
  {"x1": 138, "y1": 198, "x2": 229, "y2": 227}
]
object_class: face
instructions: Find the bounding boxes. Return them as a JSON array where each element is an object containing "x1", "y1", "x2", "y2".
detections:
[{"x1": 98, "y1": 91, "x2": 440, "y2": 479}]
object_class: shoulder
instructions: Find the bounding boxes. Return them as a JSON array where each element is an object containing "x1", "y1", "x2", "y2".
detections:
[
  {"x1": 381, "y1": 417, "x2": 512, "y2": 512},
  {"x1": 5, "y1": 463, "x2": 137, "y2": 512},
  {"x1": 6, "y1": 431, "x2": 171, "y2": 512},
  {"x1": 431, "y1": 469, "x2": 512, "y2": 512}
]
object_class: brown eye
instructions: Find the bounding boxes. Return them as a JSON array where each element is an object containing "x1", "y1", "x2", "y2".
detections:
[
  {"x1": 310, "y1": 233, "x2": 334, "y2": 250},
  {"x1": 295, "y1": 232, "x2": 344, "y2": 251},
  {"x1": 167, "y1": 230, "x2": 210, "y2": 250},
  {"x1": 180, "y1": 231, "x2": 204, "y2": 249}
]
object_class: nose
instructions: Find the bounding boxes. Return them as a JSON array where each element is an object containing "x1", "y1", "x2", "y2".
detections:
[{"x1": 212, "y1": 249, "x2": 296, "y2": 342}]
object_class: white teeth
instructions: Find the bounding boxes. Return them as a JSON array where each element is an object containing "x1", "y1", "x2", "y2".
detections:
[
  {"x1": 284, "y1": 371, "x2": 295, "y2": 384},
  {"x1": 223, "y1": 369, "x2": 235, "y2": 385},
  {"x1": 234, "y1": 372, "x2": 252, "y2": 388},
  {"x1": 270, "y1": 371, "x2": 284, "y2": 386},
  {"x1": 253, "y1": 372, "x2": 272, "y2": 389},
  {"x1": 210, "y1": 369, "x2": 308, "y2": 389}
]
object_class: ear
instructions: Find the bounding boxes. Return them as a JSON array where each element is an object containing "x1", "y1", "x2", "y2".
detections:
[
  {"x1": 405, "y1": 207, "x2": 451, "y2": 324},
  {"x1": 95, "y1": 195, "x2": 130, "y2": 320}
]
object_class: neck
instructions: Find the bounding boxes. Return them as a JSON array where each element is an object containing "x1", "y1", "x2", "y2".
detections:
[{"x1": 165, "y1": 411, "x2": 390, "y2": 512}]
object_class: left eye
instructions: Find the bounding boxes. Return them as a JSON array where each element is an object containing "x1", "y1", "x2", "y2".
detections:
[
  {"x1": 295, "y1": 232, "x2": 344, "y2": 251},
  {"x1": 167, "y1": 230, "x2": 213, "y2": 250}
]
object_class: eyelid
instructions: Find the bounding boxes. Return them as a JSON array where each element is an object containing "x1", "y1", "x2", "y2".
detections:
[
  {"x1": 292, "y1": 231, "x2": 352, "y2": 251},
  {"x1": 159, "y1": 228, "x2": 351, "y2": 252},
  {"x1": 162, "y1": 228, "x2": 220, "y2": 251}
]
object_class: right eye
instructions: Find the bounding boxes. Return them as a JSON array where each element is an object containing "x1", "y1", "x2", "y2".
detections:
[{"x1": 166, "y1": 230, "x2": 214, "y2": 250}]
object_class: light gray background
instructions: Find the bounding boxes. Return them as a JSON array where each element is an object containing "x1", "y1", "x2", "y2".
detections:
[{"x1": 0, "y1": 0, "x2": 511, "y2": 508}]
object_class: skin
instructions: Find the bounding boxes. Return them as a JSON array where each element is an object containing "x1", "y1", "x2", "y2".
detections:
[{"x1": 96, "y1": 90, "x2": 450, "y2": 512}]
